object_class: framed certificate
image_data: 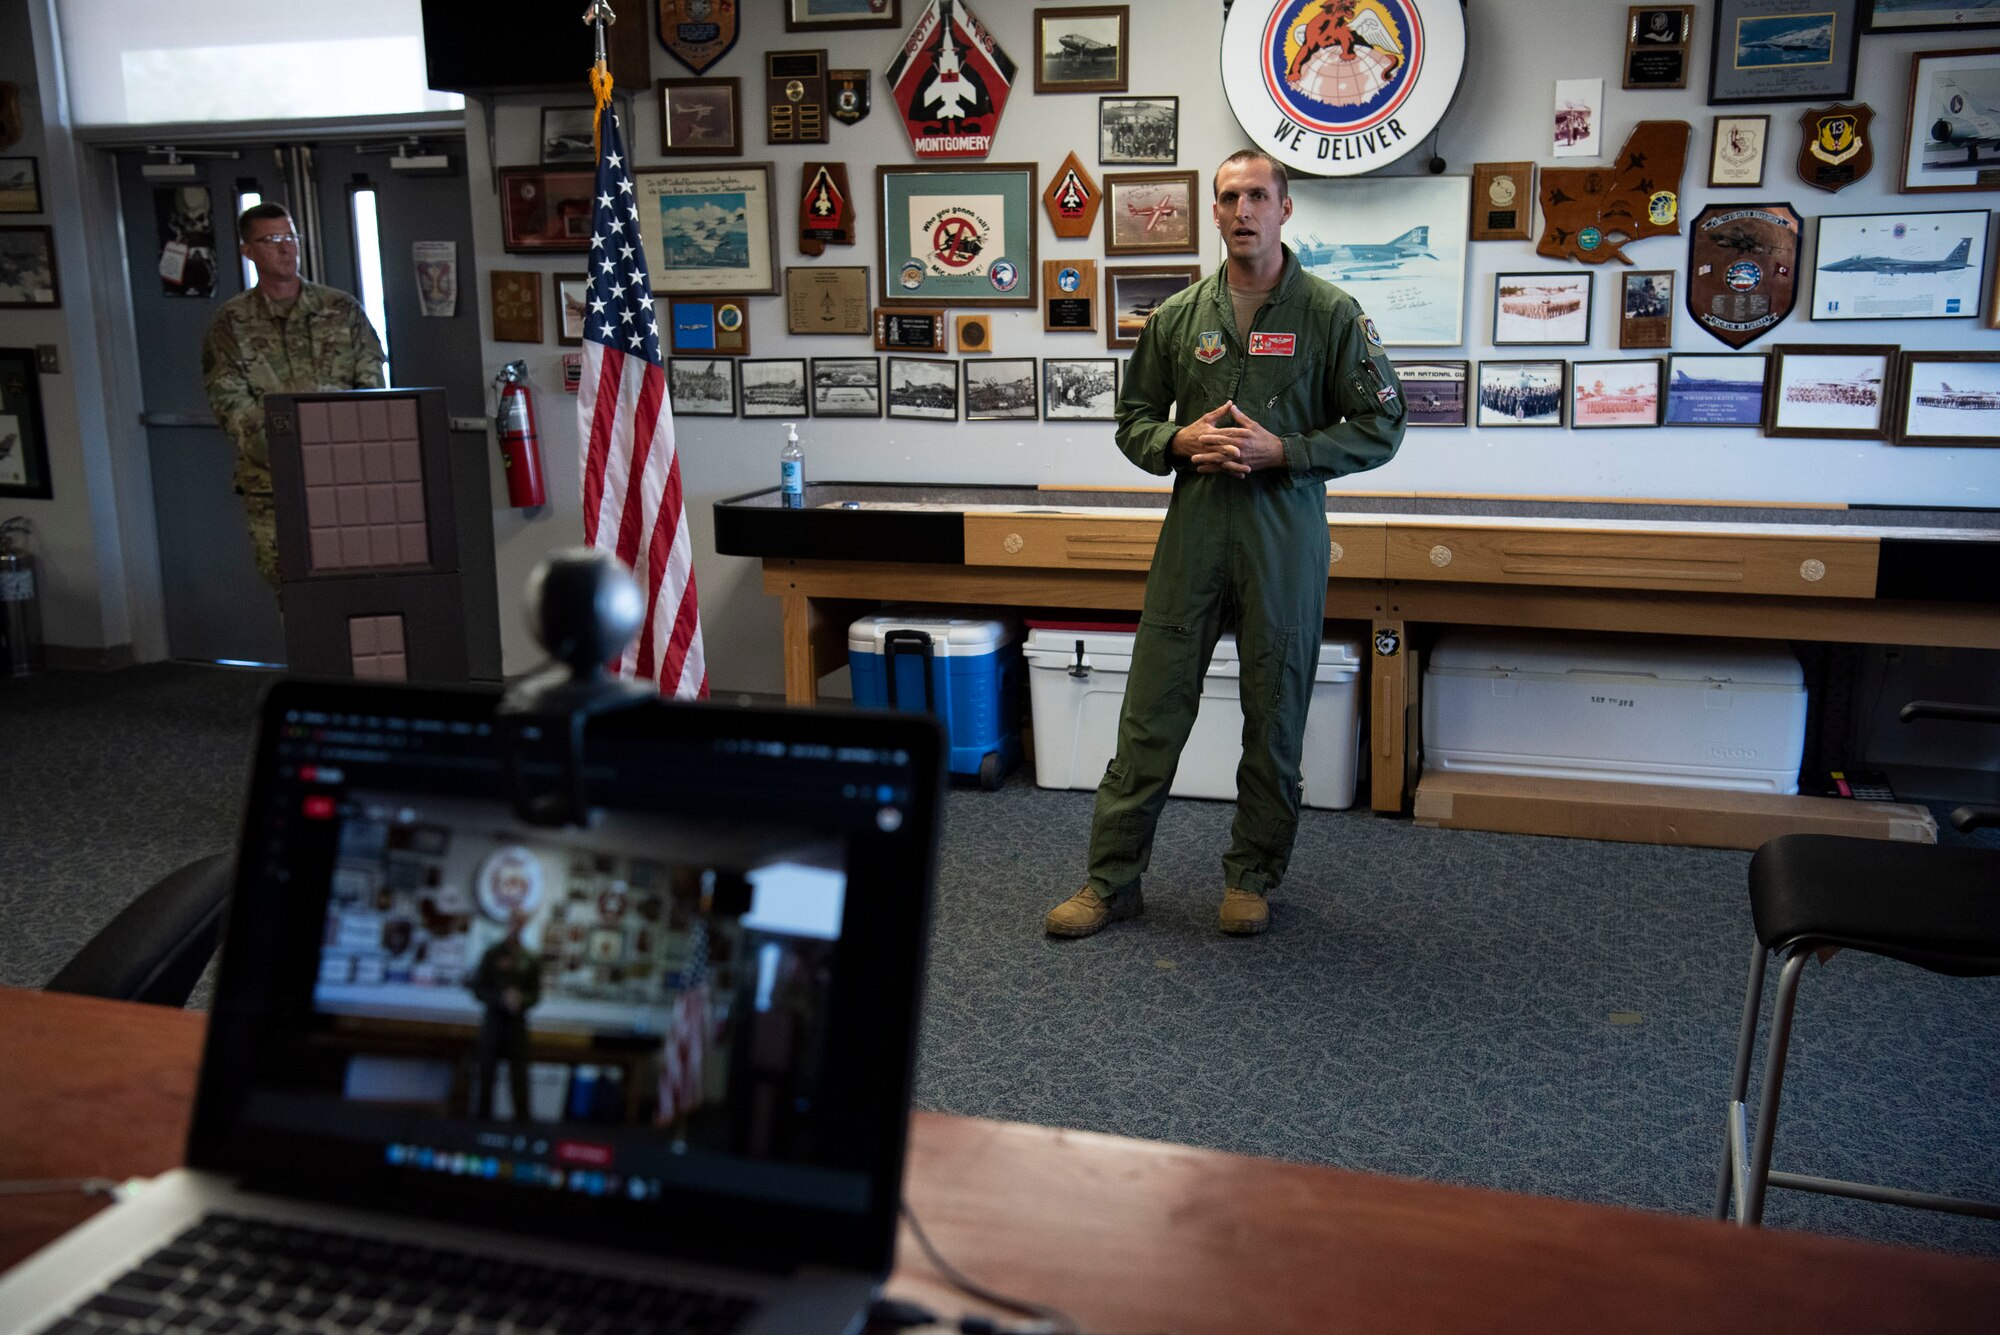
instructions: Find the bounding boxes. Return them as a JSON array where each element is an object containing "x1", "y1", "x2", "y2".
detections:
[
  {"x1": 1710, "y1": 115, "x2": 1770, "y2": 187},
  {"x1": 877, "y1": 163, "x2": 1038, "y2": 308},
  {"x1": 635, "y1": 163, "x2": 778, "y2": 295}
]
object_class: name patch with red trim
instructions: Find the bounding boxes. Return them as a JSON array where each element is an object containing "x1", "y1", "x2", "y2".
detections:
[{"x1": 1248, "y1": 332, "x2": 1295, "y2": 356}]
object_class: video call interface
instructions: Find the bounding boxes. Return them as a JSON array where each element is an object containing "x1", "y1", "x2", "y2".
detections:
[{"x1": 233, "y1": 703, "x2": 924, "y2": 1216}]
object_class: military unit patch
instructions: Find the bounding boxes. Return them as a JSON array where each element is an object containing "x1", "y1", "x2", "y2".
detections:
[
  {"x1": 1360, "y1": 315, "x2": 1383, "y2": 348},
  {"x1": 1195, "y1": 331, "x2": 1225, "y2": 363}
]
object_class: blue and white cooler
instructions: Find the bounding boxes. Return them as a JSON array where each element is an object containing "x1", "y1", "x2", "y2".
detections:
[{"x1": 848, "y1": 615, "x2": 1023, "y2": 789}]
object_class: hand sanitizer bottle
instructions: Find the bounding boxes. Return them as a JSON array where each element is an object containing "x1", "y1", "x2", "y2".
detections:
[{"x1": 780, "y1": 423, "x2": 804, "y2": 509}]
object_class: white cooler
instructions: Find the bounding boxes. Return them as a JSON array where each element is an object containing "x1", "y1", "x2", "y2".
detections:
[
  {"x1": 1023, "y1": 624, "x2": 1364, "y2": 809},
  {"x1": 1422, "y1": 630, "x2": 1807, "y2": 794}
]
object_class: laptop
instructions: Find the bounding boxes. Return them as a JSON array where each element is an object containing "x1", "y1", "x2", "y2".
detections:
[{"x1": 0, "y1": 677, "x2": 945, "y2": 1335}]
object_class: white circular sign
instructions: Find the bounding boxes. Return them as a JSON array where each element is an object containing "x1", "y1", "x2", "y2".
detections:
[
  {"x1": 1221, "y1": 0, "x2": 1466, "y2": 178},
  {"x1": 475, "y1": 846, "x2": 545, "y2": 922}
]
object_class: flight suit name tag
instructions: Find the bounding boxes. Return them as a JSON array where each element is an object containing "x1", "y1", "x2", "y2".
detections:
[{"x1": 1248, "y1": 332, "x2": 1295, "y2": 356}]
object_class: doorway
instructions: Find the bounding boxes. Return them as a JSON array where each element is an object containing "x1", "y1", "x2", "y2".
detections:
[{"x1": 113, "y1": 132, "x2": 486, "y2": 666}]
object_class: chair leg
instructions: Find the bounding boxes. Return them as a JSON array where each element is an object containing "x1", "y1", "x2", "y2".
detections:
[
  {"x1": 1715, "y1": 937, "x2": 1769, "y2": 1221},
  {"x1": 1742, "y1": 945, "x2": 1812, "y2": 1227}
]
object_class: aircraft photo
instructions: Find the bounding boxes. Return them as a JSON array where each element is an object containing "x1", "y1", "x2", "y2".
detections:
[
  {"x1": 1126, "y1": 197, "x2": 1181, "y2": 232},
  {"x1": 1923, "y1": 73, "x2": 2000, "y2": 168},
  {"x1": 1295, "y1": 227, "x2": 1436, "y2": 281},
  {"x1": 1735, "y1": 17, "x2": 1833, "y2": 66},
  {"x1": 1821, "y1": 237, "x2": 1973, "y2": 275}
]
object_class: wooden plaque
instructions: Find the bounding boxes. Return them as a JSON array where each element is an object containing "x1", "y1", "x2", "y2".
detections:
[
  {"x1": 1470, "y1": 162, "x2": 1534, "y2": 242},
  {"x1": 1536, "y1": 121, "x2": 1690, "y2": 265},
  {"x1": 1043, "y1": 259, "x2": 1098, "y2": 332},
  {"x1": 1796, "y1": 103, "x2": 1875, "y2": 195},
  {"x1": 875, "y1": 308, "x2": 947, "y2": 352},
  {"x1": 1042, "y1": 151, "x2": 1103, "y2": 239},
  {"x1": 1623, "y1": 6, "x2": 1691, "y2": 90},
  {"x1": 489, "y1": 270, "x2": 541, "y2": 343},
  {"x1": 1686, "y1": 203, "x2": 1802, "y2": 350},
  {"x1": 1618, "y1": 271, "x2": 1675, "y2": 350},
  {"x1": 766, "y1": 50, "x2": 829, "y2": 145},
  {"x1": 955, "y1": 313, "x2": 993, "y2": 353},
  {"x1": 786, "y1": 265, "x2": 870, "y2": 335},
  {"x1": 798, "y1": 162, "x2": 855, "y2": 257}
]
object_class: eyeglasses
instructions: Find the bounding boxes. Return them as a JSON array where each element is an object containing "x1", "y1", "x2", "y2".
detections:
[{"x1": 250, "y1": 232, "x2": 301, "y2": 246}]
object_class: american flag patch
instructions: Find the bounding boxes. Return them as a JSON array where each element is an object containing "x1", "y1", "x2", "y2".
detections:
[{"x1": 1377, "y1": 385, "x2": 1399, "y2": 404}]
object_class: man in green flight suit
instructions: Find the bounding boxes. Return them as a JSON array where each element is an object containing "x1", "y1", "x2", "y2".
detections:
[
  {"x1": 470, "y1": 910, "x2": 543, "y2": 1122},
  {"x1": 201, "y1": 203, "x2": 385, "y2": 592},
  {"x1": 1045, "y1": 150, "x2": 1406, "y2": 940}
]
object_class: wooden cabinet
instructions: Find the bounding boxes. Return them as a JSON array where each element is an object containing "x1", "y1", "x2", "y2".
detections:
[{"x1": 1382, "y1": 524, "x2": 1878, "y2": 598}]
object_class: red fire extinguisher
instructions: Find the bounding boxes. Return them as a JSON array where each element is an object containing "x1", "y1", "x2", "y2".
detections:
[{"x1": 494, "y1": 360, "x2": 548, "y2": 508}]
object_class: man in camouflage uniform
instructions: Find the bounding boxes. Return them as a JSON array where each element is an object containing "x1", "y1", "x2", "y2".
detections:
[{"x1": 201, "y1": 203, "x2": 385, "y2": 591}]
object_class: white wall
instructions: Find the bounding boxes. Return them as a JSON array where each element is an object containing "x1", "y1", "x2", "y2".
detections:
[{"x1": 460, "y1": 3, "x2": 2000, "y2": 697}]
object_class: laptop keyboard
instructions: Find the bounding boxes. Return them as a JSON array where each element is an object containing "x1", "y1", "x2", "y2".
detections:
[{"x1": 35, "y1": 1213, "x2": 759, "y2": 1335}]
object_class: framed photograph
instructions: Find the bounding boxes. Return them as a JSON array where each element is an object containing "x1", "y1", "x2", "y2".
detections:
[
  {"x1": 785, "y1": 0, "x2": 901, "y2": 31},
  {"x1": 1105, "y1": 264, "x2": 1200, "y2": 350},
  {"x1": 1899, "y1": 48, "x2": 2000, "y2": 193},
  {"x1": 1665, "y1": 353, "x2": 1770, "y2": 425},
  {"x1": 1492, "y1": 272, "x2": 1593, "y2": 345},
  {"x1": 497, "y1": 168, "x2": 594, "y2": 253},
  {"x1": 964, "y1": 358, "x2": 1040, "y2": 421},
  {"x1": 1710, "y1": 115, "x2": 1771, "y2": 186},
  {"x1": 489, "y1": 270, "x2": 542, "y2": 343},
  {"x1": 0, "y1": 346, "x2": 53, "y2": 498},
  {"x1": 0, "y1": 226, "x2": 58, "y2": 308},
  {"x1": 1476, "y1": 360, "x2": 1568, "y2": 427},
  {"x1": 0, "y1": 158, "x2": 42, "y2": 215},
  {"x1": 1571, "y1": 358, "x2": 1665, "y2": 428},
  {"x1": 787, "y1": 265, "x2": 871, "y2": 334},
  {"x1": 1043, "y1": 358, "x2": 1120, "y2": 419},
  {"x1": 540, "y1": 108, "x2": 596, "y2": 165},
  {"x1": 1764, "y1": 343, "x2": 1898, "y2": 439},
  {"x1": 740, "y1": 359, "x2": 810, "y2": 418},
  {"x1": 1626, "y1": 6, "x2": 1694, "y2": 89},
  {"x1": 877, "y1": 164, "x2": 1038, "y2": 308},
  {"x1": 886, "y1": 356, "x2": 959, "y2": 421},
  {"x1": 1709, "y1": 0, "x2": 1860, "y2": 106},
  {"x1": 1893, "y1": 350, "x2": 2000, "y2": 445},
  {"x1": 1103, "y1": 170, "x2": 1198, "y2": 256},
  {"x1": 1553, "y1": 78, "x2": 1604, "y2": 157},
  {"x1": 635, "y1": 163, "x2": 778, "y2": 296},
  {"x1": 667, "y1": 358, "x2": 738, "y2": 417},
  {"x1": 554, "y1": 273, "x2": 589, "y2": 346},
  {"x1": 1620, "y1": 270, "x2": 1676, "y2": 349},
  {"x1": 1810, "y1": 210, "x2": 1990, "y2": 320},
  {"x1": 1469, "y1": 163, "x2": 1534, "y2": 242},
  {"x1": 1036, "y1": 7, "x2": 1129, "y2": 94},
  {"x1": 1863, "y1": 1, "x2": 2000, "y2": 33},
  {"x1": 1394, "y1": 361, "x2": 1470, "y2": 427},
  {"x1": 669, "y1": 297, "x2": 751, "y2": 355},
  {"x1": 658, "y1": 78, "x2": 743, "y2": 157},
  {"x1": 811, "y1": 357, "x2": 881, "y2": 417},
  {"x1": 1099, "y1": 96, "x2": 1177, "y2": 165},
  {"x1": 1291, "y1": 176, "x2": 1470, "y2": 346}
]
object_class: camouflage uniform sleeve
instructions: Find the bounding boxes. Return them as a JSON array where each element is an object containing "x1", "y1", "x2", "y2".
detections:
[
  {"x1": 1280, "y1": 303, "x2": 1405, "y2": 486},
  {"x1": 201, "y1": 308, "x2": 262, "y2": 450},
  {"x1": 345, "y1": 297, "x2": 387, "y2": 389}
]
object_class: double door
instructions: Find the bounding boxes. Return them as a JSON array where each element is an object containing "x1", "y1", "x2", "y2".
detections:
[{"x1": 115, "y1": 135, "x2": 485, "y2": 665}]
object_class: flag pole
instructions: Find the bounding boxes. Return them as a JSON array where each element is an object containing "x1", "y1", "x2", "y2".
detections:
[{"x1": 584, "y1": 0, "x2": 616, "y2": 155}]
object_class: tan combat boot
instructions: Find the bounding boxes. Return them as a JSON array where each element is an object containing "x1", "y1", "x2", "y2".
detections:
[
  {"x1": 1044, "y1": 886, "x2": 1143, "y2": 938},
  {"x1": 1218, "y1": 887, "x2": 1269, "y2": 936}
]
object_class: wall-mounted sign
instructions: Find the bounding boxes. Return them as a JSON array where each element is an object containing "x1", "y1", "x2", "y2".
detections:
[
  {"x1": 885, "y1": 0, "x2": 1017, "y2": 160},
  {"x1": 1218, "y1": 0, "x2": 1466, "y2": 178}
]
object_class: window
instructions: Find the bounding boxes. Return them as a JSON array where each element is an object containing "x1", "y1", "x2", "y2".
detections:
[{"x1": 349, "y1": 185, "x2": 393, "y2": 387}]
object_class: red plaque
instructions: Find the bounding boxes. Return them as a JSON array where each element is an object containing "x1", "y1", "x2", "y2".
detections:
[
  {"x1": 798, "y1": 162, "x2": 855, "y2": 257},
  {"x1": 884, "y1": 0, "x2": 1017, "y2": 160}
]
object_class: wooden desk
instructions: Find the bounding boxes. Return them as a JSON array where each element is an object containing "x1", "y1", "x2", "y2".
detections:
[
  {"x1": 5, "y1": 986, "x2": 1999, "y2": 1332},
  {"x1": 715, "y1": 485, "x2": 2000, "y2": 826}
]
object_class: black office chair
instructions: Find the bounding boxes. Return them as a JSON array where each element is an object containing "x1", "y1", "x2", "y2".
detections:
[
  {"x1": 1714, "y1": 701, "x2": 2000, "y2": 1227},
  {"x1": 45, "y1": 853, "x2": 234, "y2": 1008}
]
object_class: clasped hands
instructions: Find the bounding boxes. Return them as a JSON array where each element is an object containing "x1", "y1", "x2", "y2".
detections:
[{"x1": 1172, "y1": 401, "x2": 1283, "y2": 477}]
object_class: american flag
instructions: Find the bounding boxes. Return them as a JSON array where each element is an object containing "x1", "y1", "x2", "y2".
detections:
[
  {"x1": 657, "y1": 918, "x2": 711, "y2": 1126},
  {"x1": 577, "y1": 107, "x2": 707, "y2": 698}
]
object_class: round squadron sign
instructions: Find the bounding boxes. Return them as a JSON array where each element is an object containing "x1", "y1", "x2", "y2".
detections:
[{"x1": 1221, "y1": 0, "x2": 1465, "y2": 177}]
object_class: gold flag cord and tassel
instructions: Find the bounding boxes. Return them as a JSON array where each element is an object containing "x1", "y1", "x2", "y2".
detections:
[{"x1": 585, "y1": 0, "x2": 616, "y2": 153}]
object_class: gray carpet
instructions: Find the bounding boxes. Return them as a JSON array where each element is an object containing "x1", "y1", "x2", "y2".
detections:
[{"x1": 4, "y1": 663, "x2": 1997, "y2": 1258}]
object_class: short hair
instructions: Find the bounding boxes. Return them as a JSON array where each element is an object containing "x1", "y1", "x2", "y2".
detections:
[
  {"x1": 237, "y1": 202, "x2": 294, "y2": 242},
  {"x1": 1212, "y1": 150, "x2": 1290, "y2": 201}
]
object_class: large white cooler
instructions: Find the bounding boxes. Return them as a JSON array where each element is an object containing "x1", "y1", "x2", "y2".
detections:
[
  {"x1": 1023, "y1": 624, "x2": 1364, "y2": 809},
  {"x1": 1422, "y1": 630, "x2": 1807, "y2": 794}
]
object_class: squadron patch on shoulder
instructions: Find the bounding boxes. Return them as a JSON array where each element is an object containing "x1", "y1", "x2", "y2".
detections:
[
  {"x1": 1194, "y1": 331, "x2": 1225, "y2": 363},
  {"x1": 1360, "y1": 315, "x2": 1384, "y2": 349}
]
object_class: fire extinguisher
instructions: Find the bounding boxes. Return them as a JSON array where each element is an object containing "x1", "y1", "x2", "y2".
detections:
[
  {"x1": 493, "y1": 360, "x2": 548, "y2": 509},
  {"x1": 0, "y1": 515, "x2": 44, "y2": 677}
]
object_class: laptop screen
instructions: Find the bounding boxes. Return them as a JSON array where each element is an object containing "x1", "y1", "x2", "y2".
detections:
[{"x1": 190, "y1": 679, "x2": 942, "y2": 1275}]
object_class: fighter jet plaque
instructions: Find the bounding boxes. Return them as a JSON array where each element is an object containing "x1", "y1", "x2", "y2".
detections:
[
  {"x1": 1796, "y1": 103, "x2": 1874, "y2": 195},
  {"x1": 1042, "y1": 151, "x2": 1102, "y2": 239},
  {"x1": 1686, "y1": 202, "x2": 1801, "y2": 349},
  {"x1": 798, "y1": 162, "x2": 855, "y2": 257},
  {"x1": 657, "y1": 0, "x2": 739, "y2": 76},
  {"x1": 1536, "y1": 121, "x2": 1690, "y2": 266},
  {"x1": 885, "y1": 0, "x2": 1017, "y2": 160}
]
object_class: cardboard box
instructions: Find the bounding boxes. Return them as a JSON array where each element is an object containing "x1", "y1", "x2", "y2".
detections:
[{"x1": 1412, "y1": 770, "x2": 1936, "y2": 851}]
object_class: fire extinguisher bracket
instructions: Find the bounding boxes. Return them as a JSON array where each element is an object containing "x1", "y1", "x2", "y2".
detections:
[{"x1": 493, "y1": 361, "x2": 549, "y2": 509}]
